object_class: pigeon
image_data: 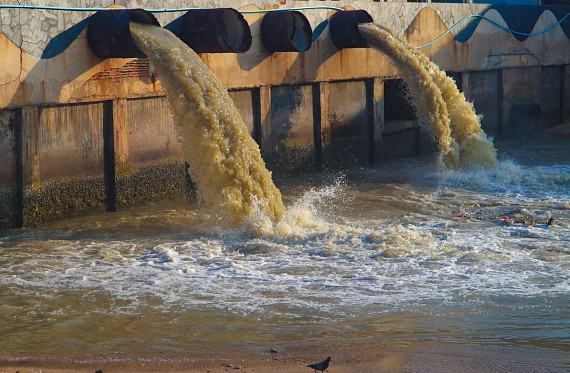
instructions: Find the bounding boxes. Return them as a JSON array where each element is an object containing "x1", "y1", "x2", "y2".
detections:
[{"x1": 307, "y1": 357, "x2": 331, "y2": 372}]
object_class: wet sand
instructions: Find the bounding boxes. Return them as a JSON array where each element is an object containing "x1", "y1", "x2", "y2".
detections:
[{"x1": 1, "y1": 338, "x2": 567, "y2": 373}]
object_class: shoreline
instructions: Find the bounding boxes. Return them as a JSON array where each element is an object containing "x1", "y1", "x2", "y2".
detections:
[{"x1": 2, "y1": 338, "x2": 569, "y2": 373}]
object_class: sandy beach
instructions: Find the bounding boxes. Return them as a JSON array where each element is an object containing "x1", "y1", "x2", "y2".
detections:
[{"x1": 2, "y1": 337, "x2": 568, "y2": 373}]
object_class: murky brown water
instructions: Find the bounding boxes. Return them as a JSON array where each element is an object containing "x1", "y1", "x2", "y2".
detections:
[
  {"x1": 1, "y1": 135, "x2": 569, "y2": 370},
  {"x1": 1, "y1": 19, "x2": 568, "y2": 372}
]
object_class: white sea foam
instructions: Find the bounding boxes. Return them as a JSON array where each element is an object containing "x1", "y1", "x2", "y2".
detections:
[
  {"x1": 1, "y1": 180, "x2": 568, "y2": 319},
  {"x1": 441, "y1": 160, "x2": 570, "y2": 196}
]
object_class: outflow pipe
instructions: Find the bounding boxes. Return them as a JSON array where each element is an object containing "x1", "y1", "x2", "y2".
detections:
[
  {"x1": 87, "y1": 8, "x2": 160, "y2": 58},
  {"x1": 261, "y1": 10, "x2": 313, "y2": 52},
  {"x1": 329, "y1": 10, "x2": 373, "y2": 49},
  {"x1": 173, "y1": 8, "x2": 252, "y2": 53}
]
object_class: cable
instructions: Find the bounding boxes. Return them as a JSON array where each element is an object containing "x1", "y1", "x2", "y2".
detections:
[
  {"x1": 0, "y1": 4, "x2": 568, "y2": 48},
  {"x1": 416, "y1": 12, "x2": 570, "y2": 49},
  {"x1": 0, "y1": 4, "x2": 343, "y2": 12},
  {"x1": 240, "y1": 6, "x2": 343, "y2": 13}
]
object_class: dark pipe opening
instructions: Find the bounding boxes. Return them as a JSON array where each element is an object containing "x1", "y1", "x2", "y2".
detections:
[
  {"x1": 173, "y1": 8, "x2": 252, "y2": 53},
  {"x1": 88, "y1": 9, "x2": 160, "y2": 59},
  {"x1": 261, "y1": 10, "x2": 313, "y2": 52},
  {"x1": 329, "y1": 10, "x2": 373, "y2": 49}
]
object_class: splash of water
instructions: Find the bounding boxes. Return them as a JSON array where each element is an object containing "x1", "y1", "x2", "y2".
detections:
[
  {"x1": 358, "y1": 23, "x2": 497, "y2": 169},
  {"x1": 130, "y1": 23, "x2": 285, "y2": 226}
]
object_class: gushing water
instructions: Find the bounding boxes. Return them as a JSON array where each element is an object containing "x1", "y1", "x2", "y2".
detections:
[
  {"x1": 130, "y1": 23, "x2": 285, "y2": 226},
  {"x1": 358, "y1": 23, "x2": 498, "y2": 169}
]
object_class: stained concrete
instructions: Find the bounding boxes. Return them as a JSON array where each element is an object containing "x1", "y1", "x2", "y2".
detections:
[
  {"x1": 1, "y1": 1, "x2": 570, "y2": 228},
  {"x1": 462, "y1": 70, "x2": 502, "y2": 137},
  {"x1": 502, "y1": 67, "x2": 541, "y2": 138},
  {"x1": 0, "y1": 109, "x2": 21, "y2": 230},
  {"x1": 324, "y1": 80, "x2": 370, "y2": 167},
  {"x1": 266, "y1": 84, "x2": 316, "y2": 174}
]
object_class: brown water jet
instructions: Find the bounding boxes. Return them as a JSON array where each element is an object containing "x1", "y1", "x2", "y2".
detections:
[
  {"x1": 359, "y1": 23, "x2": 498, "y2": 169},
  {"x1": 130, "y1": 23, "x2": 285, "y2": 226}
]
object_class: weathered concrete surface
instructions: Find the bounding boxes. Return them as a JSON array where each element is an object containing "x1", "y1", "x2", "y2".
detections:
[
  {"x1": 18, "y1": 102, "x2": 107, "y2": 227},
  {"x1": 462, "y1": 70, "x2": 502, "y2": 137},
  {"x1": 265, "y1": 84, "x2": 316, "y2": 175},
  {"x1": 2, "y1": 2, "x2": 570, "y2": 108},
  {"x1": 1, "y1": 1, "x2": 570, "y2": 228},
  {"x1": 0, "y1": 109, "x2": 21, "y2": 230},
  {"x1": 229, "y1": 89, "x2": 257, "y2": 138},
  {"x1": 32, "y1": 103, "x2": 105, "y2": 183},
  {"x1": 324, "y1": 80, "x2": 370, "y2": 167},
  {"x1": 114, "y1": 96, "x2": 187, "y2": 209},
  {"x1": 502, "y1": 67, "x2": 541, "y2": 138}
]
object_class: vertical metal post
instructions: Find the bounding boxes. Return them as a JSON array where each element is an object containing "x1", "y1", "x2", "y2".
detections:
[
  {"x1": 103, "y1": 100, "x2": 116, "y2": 212},
  {"x1": 319, "y1": 81, "x2": 330, "y2": 160}
]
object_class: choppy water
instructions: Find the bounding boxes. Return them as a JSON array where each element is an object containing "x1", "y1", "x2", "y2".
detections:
[{"x1": 0, "y1": 134, "x2": 568, "y2": 367}]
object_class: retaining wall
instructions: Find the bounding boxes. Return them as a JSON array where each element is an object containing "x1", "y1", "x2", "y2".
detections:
[{"x1": 1, "y1": 0, "x2": 570, "y2": 228}]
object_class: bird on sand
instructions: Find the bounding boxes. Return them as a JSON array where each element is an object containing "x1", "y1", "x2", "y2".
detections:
[{"x1": 307, "y1": 357, "x2": 331, "y2": 372}]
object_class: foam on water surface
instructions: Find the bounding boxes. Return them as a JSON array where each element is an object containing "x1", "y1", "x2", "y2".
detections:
[
  {"x1": 1, "y1": 151, "x2": 569, "y2": 360},
  {"x1": 2, "y1": 156, "x2": 569, "y2": 319},
  {"x1": 1, "y1": 21, "x2": 569, "y2": 365}
]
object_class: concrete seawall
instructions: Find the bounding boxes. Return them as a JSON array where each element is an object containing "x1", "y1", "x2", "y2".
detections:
[{"x1": 1, "y1": 0, "x2": 570, "y2": 229}]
